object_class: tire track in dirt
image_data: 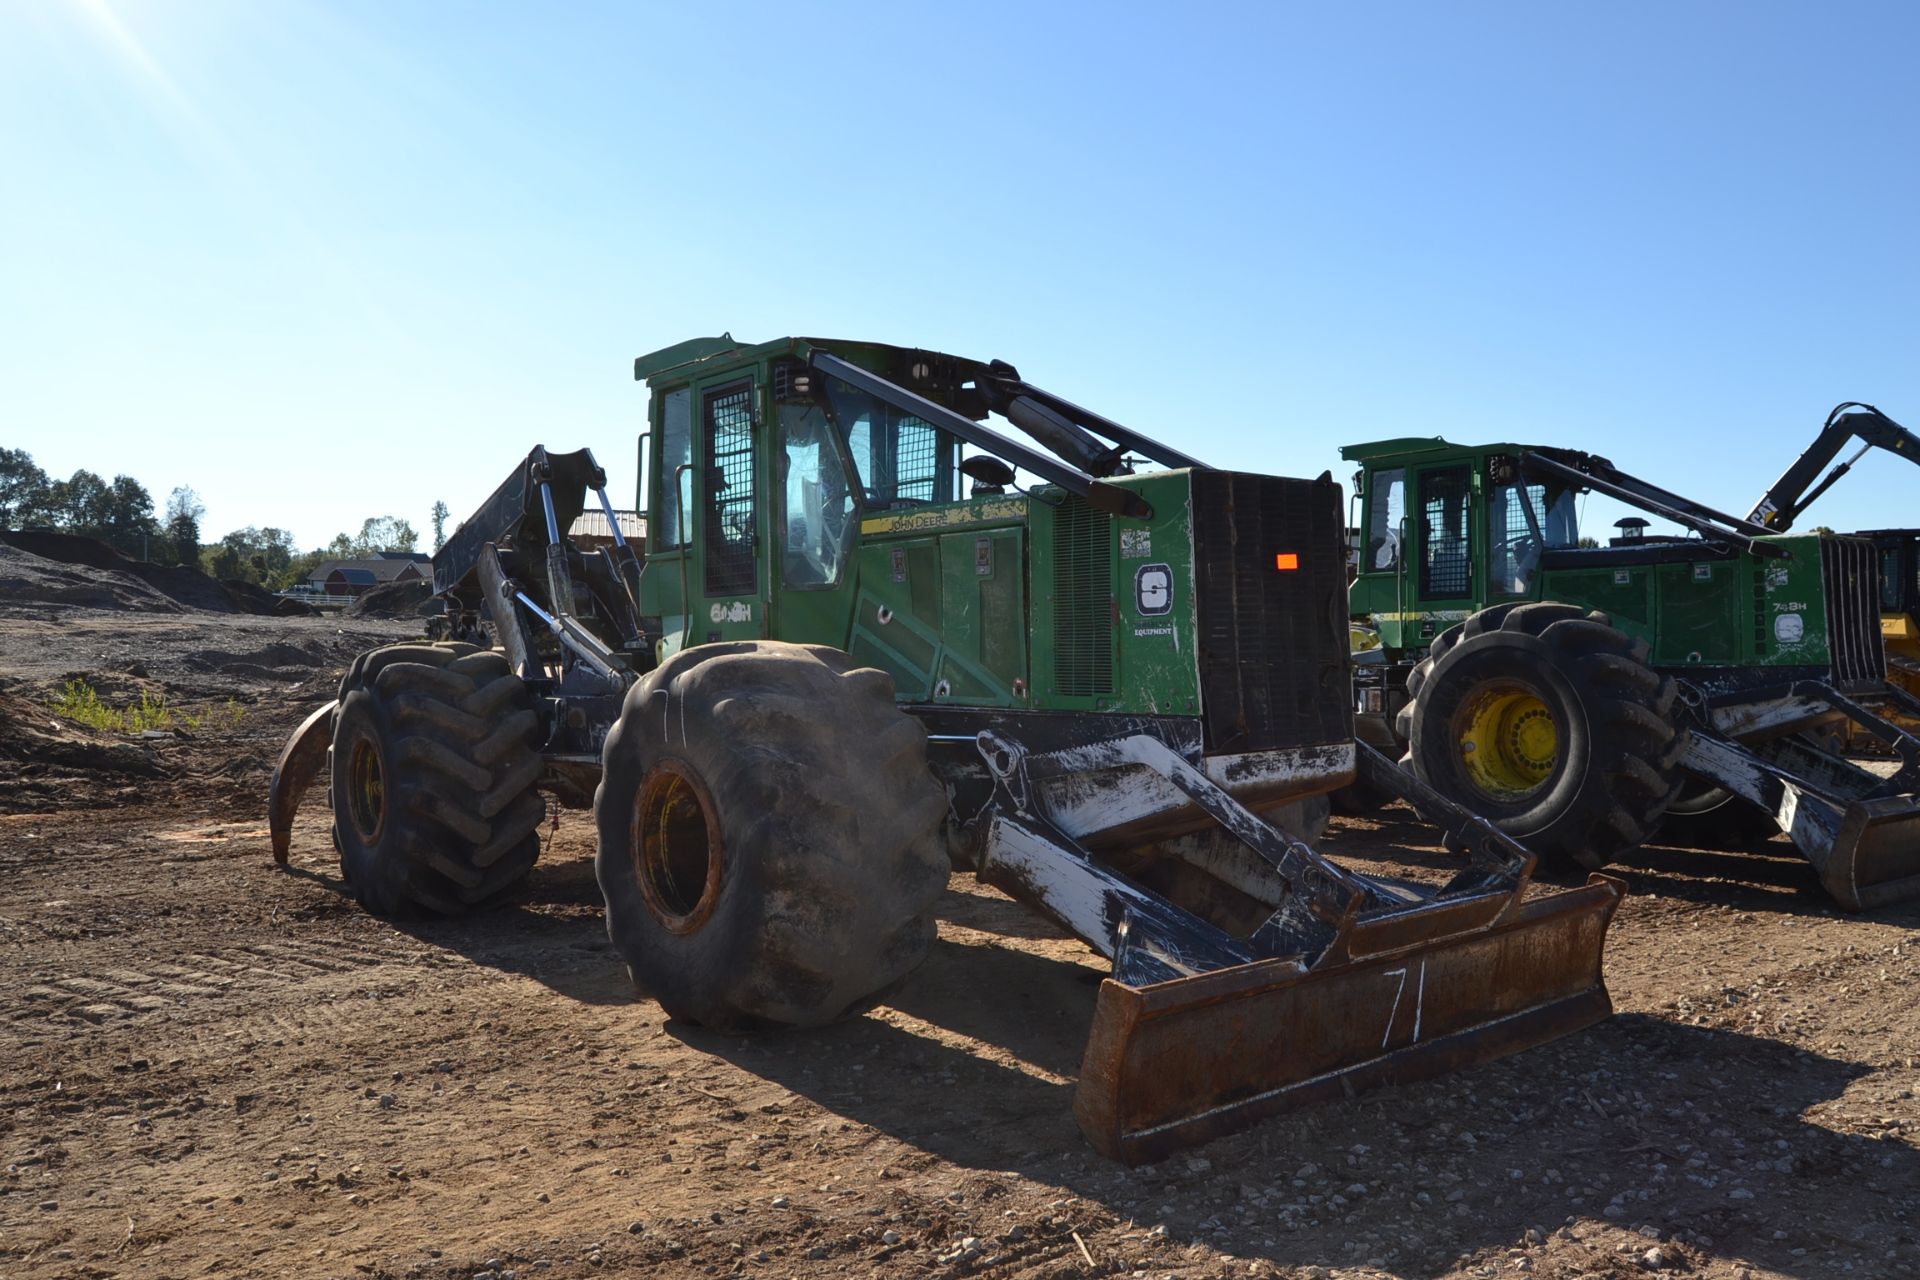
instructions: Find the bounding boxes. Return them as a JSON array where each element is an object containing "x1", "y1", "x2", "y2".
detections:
[{"x1": 9, "y1": 933, "x2": 473, "y2": 1030}]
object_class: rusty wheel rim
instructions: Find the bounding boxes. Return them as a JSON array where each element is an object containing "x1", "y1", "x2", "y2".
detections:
[{"x1": 631, "y1": 761, "x2": 725, "y2": 934}]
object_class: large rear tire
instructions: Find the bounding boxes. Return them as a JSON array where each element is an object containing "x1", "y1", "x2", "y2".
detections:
[
  {"x1": 1397, "y1": 603, "x2": 1686, "y2": 871},
  {"x1": 594, "y1": 641, "x2": 949, "y2": 1031},
  {"x1": 329, "y1": 643, "x2": 546, "y2": 914}
]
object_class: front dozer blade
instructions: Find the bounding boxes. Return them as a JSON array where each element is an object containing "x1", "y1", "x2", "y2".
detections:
[
  {"x1": 268, "y1": 699, "x2": 337, "y2": 865},
  {"x1": 1074, "y1": 875, "x2": 1622, "y2": 1163},
  {"x1": 1811, "y1": 797, "x2": 1920, "y2": 911},
  {"x1": 973, "y1": 732, "x2": 1626, "y2": 1163},
  {"x1": 1683, "y1": 724, "x2": 1920, "y2": 911}
]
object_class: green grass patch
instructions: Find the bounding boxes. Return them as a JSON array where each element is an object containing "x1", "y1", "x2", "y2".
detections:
[{"x1": 49, "y1": 680, "x2": 245, "y2": 735}]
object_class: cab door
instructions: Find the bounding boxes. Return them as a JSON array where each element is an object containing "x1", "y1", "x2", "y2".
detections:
[
  {"x1": 1404, "y1": 461, "x2": 1480, "y2": 641},
  {"x1": 693, "y1": 377, "x2": 768, "y2": 643},
  {"x1": 1350, "y1": 464, "x2": 1409, "y2": 646}
]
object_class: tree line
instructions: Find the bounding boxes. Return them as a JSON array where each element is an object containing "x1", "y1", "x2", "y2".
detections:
[{"x1": 1, "y1": 447, "x2": 444, "y2": 591}]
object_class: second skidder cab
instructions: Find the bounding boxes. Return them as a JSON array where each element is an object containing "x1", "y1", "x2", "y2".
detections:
[{"x1": 1346, "y1": 436, "x2": 1920, "y2": 910}]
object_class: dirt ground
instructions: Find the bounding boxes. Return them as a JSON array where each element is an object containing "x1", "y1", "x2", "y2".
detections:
[{"x1": 0, "y1": 601, "x2": 1915, "y2": 1280}]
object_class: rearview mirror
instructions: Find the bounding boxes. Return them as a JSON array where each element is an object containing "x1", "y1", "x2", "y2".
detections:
[{"x1": 960, "y1": 455, "x2": 1017, "y2": 490}]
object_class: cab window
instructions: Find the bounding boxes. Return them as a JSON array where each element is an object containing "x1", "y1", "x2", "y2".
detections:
[
  {"x1": 780, "y1": 400, "x2": 857, "y2": 587},
  {"x1": 823, "y1": 375, "x2": 955, "y2": 507},
  {"x1": 1365, "y1": 468, "x2": 1405, "y2": 572},
  {"x1": 1488, "y1": 481, "x2": 1576, "y2": 596},
  {"x1": 656, "y1": 388, "x2": 693, "y2": 549},
  {"x1": 703, "y1": 382, "x2": 757, "y2": 596},
  {"x1": 1418, "y1": 466, "x2": 1473, "y2": 599}
]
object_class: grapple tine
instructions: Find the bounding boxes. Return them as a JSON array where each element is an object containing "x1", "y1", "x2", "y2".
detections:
[
  {"x1": 1073, "y1": 874, "x2": 1625, "y2": 1164},
  {"x1": 268, "y1": 700, "x2": 337, "y2": 865}
]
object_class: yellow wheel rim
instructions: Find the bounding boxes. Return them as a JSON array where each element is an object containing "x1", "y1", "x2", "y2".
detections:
[
  {"x1": 346, "y1": 735, "x2": 386, "y2": 843},
  {"x1": 1455, "y1": 684, "x2": 1558, "y2": 801}
]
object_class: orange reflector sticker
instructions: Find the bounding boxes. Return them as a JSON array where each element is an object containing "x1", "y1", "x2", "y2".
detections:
[{"x1": 1275, "y1": 552, "x2": 1300, "y2": 571}]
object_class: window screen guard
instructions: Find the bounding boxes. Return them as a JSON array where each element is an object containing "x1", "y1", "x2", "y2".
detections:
[
  {"x1": 1419, "y1": 466, "x2": 1473, "y2": 599},
  {"x1": 703, "y1": 383, "x2": 757, "y2": 597}
]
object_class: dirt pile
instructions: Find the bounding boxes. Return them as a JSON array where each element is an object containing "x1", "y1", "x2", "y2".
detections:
[
  {"x1": 344, "y1": 576, "x2": 435, "y2": 619},
  {"x1": 0, "y1": 542, "x2": 181, "y2": 612},
  {"x1": 0, "y1": 685, "x2": 162, "y2": 812},
  {"x1": 0, "y1": 531, "x2": 290, "y2": 615},
  {"x1": 183, "y1": 640, "x2": 331, "y2": 684},
  {"x1": 223, "y1": 577, "x2": 315, "y2": 617}
]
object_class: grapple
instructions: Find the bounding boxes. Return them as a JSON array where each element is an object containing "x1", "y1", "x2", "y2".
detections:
[
  {"x1": 971, "y1": 734, "x2": 1624, "y2": 1162},
  {"x1": 268, "y1": 700, "x2": 337, "y2": 865}
]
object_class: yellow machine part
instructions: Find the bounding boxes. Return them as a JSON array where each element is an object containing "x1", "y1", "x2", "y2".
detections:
[
  {"x1": 1851, "y1": 615, "x2": 1920, "y2": 749},
  {"x1": 1456, "y1": 686, "x2": 1559, "y2": 801}
]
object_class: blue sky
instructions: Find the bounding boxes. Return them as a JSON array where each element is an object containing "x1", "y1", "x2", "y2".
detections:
[{"x1": 1, "y1": 1, "x2": 1915, "y2": 550}]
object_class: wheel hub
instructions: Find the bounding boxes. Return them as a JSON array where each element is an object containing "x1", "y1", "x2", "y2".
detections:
[
  {"x1": 345, "y1": 735, "x2": 386, "y2": 843},
  {"x1": 632, "y1": 761, "x2": 726, "y2": 934},
  {"x1": 1455, "y1": 685, "x2": 1559, "y2": 801}
]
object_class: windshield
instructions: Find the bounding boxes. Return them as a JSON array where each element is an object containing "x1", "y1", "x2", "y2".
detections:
[
  {"x1": 1490, "y1": 481, "x2": 1578, "y2": 595},
  {"x1": 779, "y1": 401, "x2": 856, "y2": 587},
  {"x1": 822, "y1": 376, "x2": 955, "y2": 508}
]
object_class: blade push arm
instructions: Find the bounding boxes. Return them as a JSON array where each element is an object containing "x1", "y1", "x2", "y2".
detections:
[{"x1": 1749, "y1": 402, "x2": 1920, "y2": 532}]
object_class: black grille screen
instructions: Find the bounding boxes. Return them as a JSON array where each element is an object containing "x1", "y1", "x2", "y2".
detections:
[
  {"x1": 1191, "y1": 472, "x2": 1351, "y2": 753},
  {"x1": 1054, "y1": 496, "x2": 1114, "y2": 696},
  {"x1": 892, "y1": 416, "x2": 942, "y2": 503},
  {"x1": 1419, "y1": 465, "x2": 1473, "y2": 598},
  {"x1": 1821, "y1": 536, "x2": 1885, "y2": 686},
  {"x1": 703, "y1": 383, "x2": 756, "y2": 596}
]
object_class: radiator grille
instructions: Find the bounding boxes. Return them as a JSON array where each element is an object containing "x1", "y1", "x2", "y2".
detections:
[
  {"x1": 1191, "y1": 472, "x2": 1351, "y2": 753},
  {"x1": 1052, "y1": 496, "x2": 1114, "y2": 697},
  {"x1": 1820, "y1": 536, "x2": 1885, "y2": 685}
]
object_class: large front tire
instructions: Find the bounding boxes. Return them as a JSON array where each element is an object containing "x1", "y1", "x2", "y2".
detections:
[
  {"x1": 330, "y1": 643, "x2": 547, "y2": 914},
  {"x1": 594, "y1": 642, "x2": 949, "y2": 1031},
  {"x1": 1397, "y1": 603, "x2": 1686, "y2": 871}
]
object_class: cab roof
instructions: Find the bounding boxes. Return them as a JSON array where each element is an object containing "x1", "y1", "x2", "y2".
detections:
[
  {"x1": 632, "y1": 335, "x2": 992, "y2": 389},
  {"x1": 1339, "y1": 437, "x2": 1458, "y2": 463}
]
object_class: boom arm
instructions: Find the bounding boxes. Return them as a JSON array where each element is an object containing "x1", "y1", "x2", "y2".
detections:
[
  {"x1": 1519, "y1": 446, "x2": 1788, "y2": 557},
  {"x1": 433, "y1": 445, "x2": 648, "y2": 674},
  {"x1": 1749, "y1": 402, "x2": 1920, "y2": 532},
  {"x1": 808, "y1": 352, "x2": 1158, "y2": 519}
]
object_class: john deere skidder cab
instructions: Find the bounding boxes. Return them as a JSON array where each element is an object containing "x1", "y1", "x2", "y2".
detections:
[
  {"x1": 270, "y1": 336, "x2": 1623, "y2": 1162},
  {"x1": 1346, "y1": 435, "x2": 1920, "y2": 910}
]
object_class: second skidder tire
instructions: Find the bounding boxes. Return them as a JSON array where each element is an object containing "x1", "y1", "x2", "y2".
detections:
[
  {"x1": 594, "y1": 641, "x2": 950, "y2": 1031},
  {"x1": 1397, "y1": 603, "x2": 1686, "y2": 871},
  {"x1": 329, "y1": 643, "x2": 547, "y2": 914},
  {"x1": 1657, "y1": 782, "x2": 1781, "y2": 849}
]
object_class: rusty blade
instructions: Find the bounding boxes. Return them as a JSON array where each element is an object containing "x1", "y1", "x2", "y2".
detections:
[
  {"x1": 1073, "y1": 875, "x2": 1625, "y2": 1164},
  {"x1": 1817, "y1": 798, "x2": 1920, "y2": 911},
  {"x1": 268, "y1": 700, "x2": 337, "y2": 865}
]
